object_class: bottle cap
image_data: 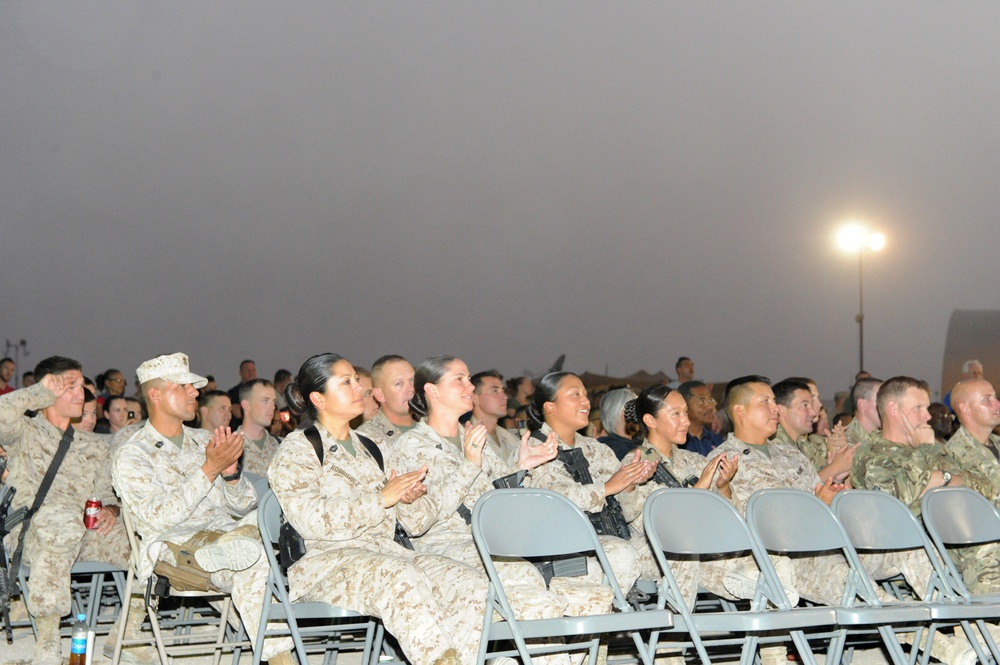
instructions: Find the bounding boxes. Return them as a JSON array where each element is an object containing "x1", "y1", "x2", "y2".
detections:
[{"x1": 78, "y1": 613, "x2": 86, "y2": 621}]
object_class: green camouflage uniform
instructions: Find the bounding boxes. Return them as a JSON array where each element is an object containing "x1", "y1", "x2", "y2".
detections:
[
  {"x1": 850, "y1": 436, "x2": 963, "y2": 517},
  {"x1": 944, "y1": 426, "x2": 1000, "y2": 594},
  {"x1": 845, "y1": 418, "x2": 880, "y2": 447},
  {"x1": 771, "y1": 423, "x2": 828, "y2": 473}
]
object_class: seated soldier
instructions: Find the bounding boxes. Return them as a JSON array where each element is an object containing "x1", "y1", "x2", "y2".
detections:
[
  {"x1": 113, "y1": 353, "x2": 294, "y2": 665},
  {"x1": 944, "y1": 379, "x2": 1000, "y2": 594},
  {"x1": 0, "y1": 356, "x2": 139, "y2": 665}
]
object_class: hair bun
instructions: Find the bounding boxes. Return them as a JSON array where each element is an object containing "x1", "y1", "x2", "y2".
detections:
[
  {"x1": 285, "y1": 382, "x2": 306, "y2": 416},
  {"x1": 408, "y1": 394, "x2": 428, "y2": 419},
  {"x1": 623, "y1": 399, "x2": 639, "y2": 424}
]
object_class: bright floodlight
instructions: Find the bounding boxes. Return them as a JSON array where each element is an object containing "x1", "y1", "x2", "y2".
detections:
[{"x1": 837, "y1": 223, "x2": 884, "y2": 253}]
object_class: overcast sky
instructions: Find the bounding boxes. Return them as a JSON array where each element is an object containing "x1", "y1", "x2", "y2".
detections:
[{"x1": 2, "y1": 2, "x2": 998, "y2": 399}]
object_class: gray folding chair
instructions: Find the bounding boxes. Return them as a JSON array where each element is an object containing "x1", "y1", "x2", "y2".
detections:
[
  {"x1": 244, "y1": 472, "x2": 271, "y2": 501},
  {"x1": 746, "y1": 488, "x2": 933, "y2": 665},
  {"x1": 835, "y1": 489, "x2": 1000, "y2": 665},
  {"x1": 0, "y1": 483, "x2": 127, "y2": 637},
  {"x1": 643, "y1": 488, "x2": 837, "y2": 665},
  {"x1": 255, "y1": 489, "x2": 384, "y2": 665},
  {"x1": 471, "y1": 488, "x2": 672, "y2": 665},
  {"x1": 922, "y1": 486, "x2": 1000, "y2": 663},
  {"x1": 110, "y1": 506, "x2": 248, "y2": 665}
]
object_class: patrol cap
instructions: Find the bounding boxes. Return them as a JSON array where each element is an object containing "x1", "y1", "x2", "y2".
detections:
[{"x1": 136, "y1": 353, "x2": 208, "y2": 389}]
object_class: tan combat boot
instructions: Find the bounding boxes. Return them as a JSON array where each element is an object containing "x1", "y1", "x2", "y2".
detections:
[
  {"x1": 267, "y1": 650, "x2": 297, "y2": 665},
  {"x1": 193, "y1": 525, "x2": 262, "y2": 572},
  {"x1": 432, "y1": 648, "x2": 462, "y2": 665},
  {"x1": 103, "y1": 597, "x2": 159, "y2": 665}
]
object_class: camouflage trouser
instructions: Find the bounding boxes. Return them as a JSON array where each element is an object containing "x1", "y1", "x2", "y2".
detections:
[
  {"x1": 158, "y1": 512, "x2": 293, "y2": 661},
  {"x1": 789, "y1": 550, "x2": 931, "y2": 606},
  {"x1": 22, "y1": 518, "x2": 130, "y2": 618},
  {"x1": 860, "y1": 549, "x2": 934, "y2": 599},
  {"x1": 300, "y1": 548, "x2": 486, "y2": 665},
  {"x1": 953, "y1": 542, "x2": 1000, "y2": 595},
  {"x1": 631, "y1": 530, "x2": 794, "y2": 609},
  {"x1": 580, "y1": 535, "x2": 640, "y2": 598}
]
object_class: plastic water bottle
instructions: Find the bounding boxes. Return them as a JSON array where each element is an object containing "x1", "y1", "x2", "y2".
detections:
[{"x1": 68, "y1": 613, "x2": 88, "y2": 665}]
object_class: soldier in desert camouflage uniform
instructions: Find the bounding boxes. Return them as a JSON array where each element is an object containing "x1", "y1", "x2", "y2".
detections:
[
  {"x1": 113, "y1": 353, "x2": 294, "y2": 665},
  {"x1": 469, "y1": 370, "x2": 522, "y2": 464},
  {"x1": 389, "y1": 357, "x2": 618, "y2": 624},
  {"x1": 621, "y1": 384, "x2": 775, "y2": 609},
  {"x1": 844, "y1": 377, "x2": 883, "y2": 447},
  {"x1": 235, "y1": 379, "x2": 281, "y2": 476},
  {"x1": 357, "y1": 355, "x2": 418, "y2": 449},
  {"x1": 944, "y1": 379, "x2": 1000, "y2": 593},
  {"x1": 521, "y1": 372, "x2": 648, "y2": 596},
  {"x1": 0, "y1": 356, "x2": 134, "y2": 665},
  {"x1": 268, "y1": 353, "x2": 483, "y2": 665}
]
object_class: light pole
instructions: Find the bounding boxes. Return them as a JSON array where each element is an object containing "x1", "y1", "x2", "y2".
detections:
[{"x1": 836, "y1": 223, "x2": 885, "y2": 373}]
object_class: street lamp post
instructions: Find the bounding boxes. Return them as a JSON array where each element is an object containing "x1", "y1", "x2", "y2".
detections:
[{"x1": 836, "y1": 223, "x2": 885, "y2": 374}]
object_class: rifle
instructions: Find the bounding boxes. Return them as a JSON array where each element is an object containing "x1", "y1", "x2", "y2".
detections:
[
  {"x1": 0, "y1": 484, "x2": 18, "y2": 644},
  {"x1": 557, "y1": 447, "x2": 632, "y2": 540}
]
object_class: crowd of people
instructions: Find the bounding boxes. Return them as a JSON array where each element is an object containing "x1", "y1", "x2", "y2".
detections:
[{"x1": 1, "y1": 351, "x2": 998, "y2": 665}]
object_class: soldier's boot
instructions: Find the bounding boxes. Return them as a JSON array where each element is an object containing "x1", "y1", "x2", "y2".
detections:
[
  {"x1": 432, "y1": 648, "x2": 462, "y2": 665},
  {"x1": 33, "y1": 614, "x2": 62, "y2": 665},
  {"x1": 267, "y1": 650, "x2": 297, "y2": 665},
  {"x1": 758, "y1": 645, "x2": 788, "y2": 665},
  {"x1": 103, "y1": 597, "x2": 159, "y2": 665},
  {"x1": 193, "y1": 525, "x2": 262, "y2": 573},
  {"x1": 722, "y1": 558, "x2": 800, "y2": 606}
]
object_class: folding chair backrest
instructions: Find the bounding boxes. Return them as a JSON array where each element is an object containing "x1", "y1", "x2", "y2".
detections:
[
  {"x1": 472, "y1": 488, "x2": 600, "y2": 558},
  {"x1": 643, "y1": 488, "x2": 755, "y2": 555},
  {"x1": 746, "y1": 489, "x2": 847, "y2": 554},
  {"x1": 922, "y1": 486, "x2": 1000, "y2": 546},
  {"x1": 257, "y1": 490, "x2": 282, "y2": 549},
  {"x1": 833, "y1": 490, "x2": 928, "y2": 551}
]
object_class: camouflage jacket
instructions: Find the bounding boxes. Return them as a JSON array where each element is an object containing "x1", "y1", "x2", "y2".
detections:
[
  {"x1": 771, "y1": 423, "x2": 828, "y2": 473},
  {"x1": 268, "y1": 423, "x2": 430, "y2": 600},
  {"x1": 706, "y1": 433, "x2": 820, "y2": 515},
  {"x1": 237, "y1": 428, "x2": 281, "y2": 477},
  {"x1": 356, "y1": 410, "x2": 414, "y2": 450},
  {"x1": 845, "y1": 418, "x2": 880, "y2": 447},
  {"x1": 471, "y1": 416, "x2": 521, "y2": 466},
  {"x1": 850, "y1": 435, "x2": 963, "y2": 516},
  {"x1": 628, "y1": 440, "x2": 714, "y2": 535},
  {"x1": 387, "y1": 420, "x2": 516, "y2": 553},
  {"x1": 523, "y1": 424, "x2": 644, "y2": 523},
  {"x1": 0, "y1": 383, "x2": 120, "y2": 548},
  {"x1": 113, "y1": 420, "x2": 257, "y2": 580},
  {"x1": 945, "y1": 426, "x2": 1000, "y2": 503}
]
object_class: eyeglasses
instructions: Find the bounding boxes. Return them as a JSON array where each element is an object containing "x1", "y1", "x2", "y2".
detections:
[
  {"x1": 694, "y1": 398, "x2": 717, "y2": 407},
  {"x1": 107, "y1": 376, "x2": 125, "y2": 383}
]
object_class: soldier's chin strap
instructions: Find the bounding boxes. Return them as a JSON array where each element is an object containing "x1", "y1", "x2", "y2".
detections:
[{"x1": 7, "y1": 424, "x2": 75, "y2": 601}]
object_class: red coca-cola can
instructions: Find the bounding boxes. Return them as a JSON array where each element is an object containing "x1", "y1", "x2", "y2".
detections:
[{"x1": 84, "y1": 497, "x2": 102, "y2": 529}]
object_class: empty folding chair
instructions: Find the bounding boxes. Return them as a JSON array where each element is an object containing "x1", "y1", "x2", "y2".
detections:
[
  {"x1": 746, "y1": 488, "x2": 933, "y2": 665},
  {"x1": 643, "y1": 487, "x2": 837, "y2": 665},
  {"x1": 472, "y1": 488, "x2": 672, "y2": 665}
]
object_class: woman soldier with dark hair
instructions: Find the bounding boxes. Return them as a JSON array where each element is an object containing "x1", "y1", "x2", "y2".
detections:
[{"x1": 268, "y1": 353, "x2": 486, "y2": 665}]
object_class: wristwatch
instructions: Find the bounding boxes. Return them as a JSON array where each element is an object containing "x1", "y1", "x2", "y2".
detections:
[
  {"x1": 942, "y1": 471, "x2": 953, "y2": 486},
  {"x1": 221, "y1": 460, "x2": 243, "y2": 482}
]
